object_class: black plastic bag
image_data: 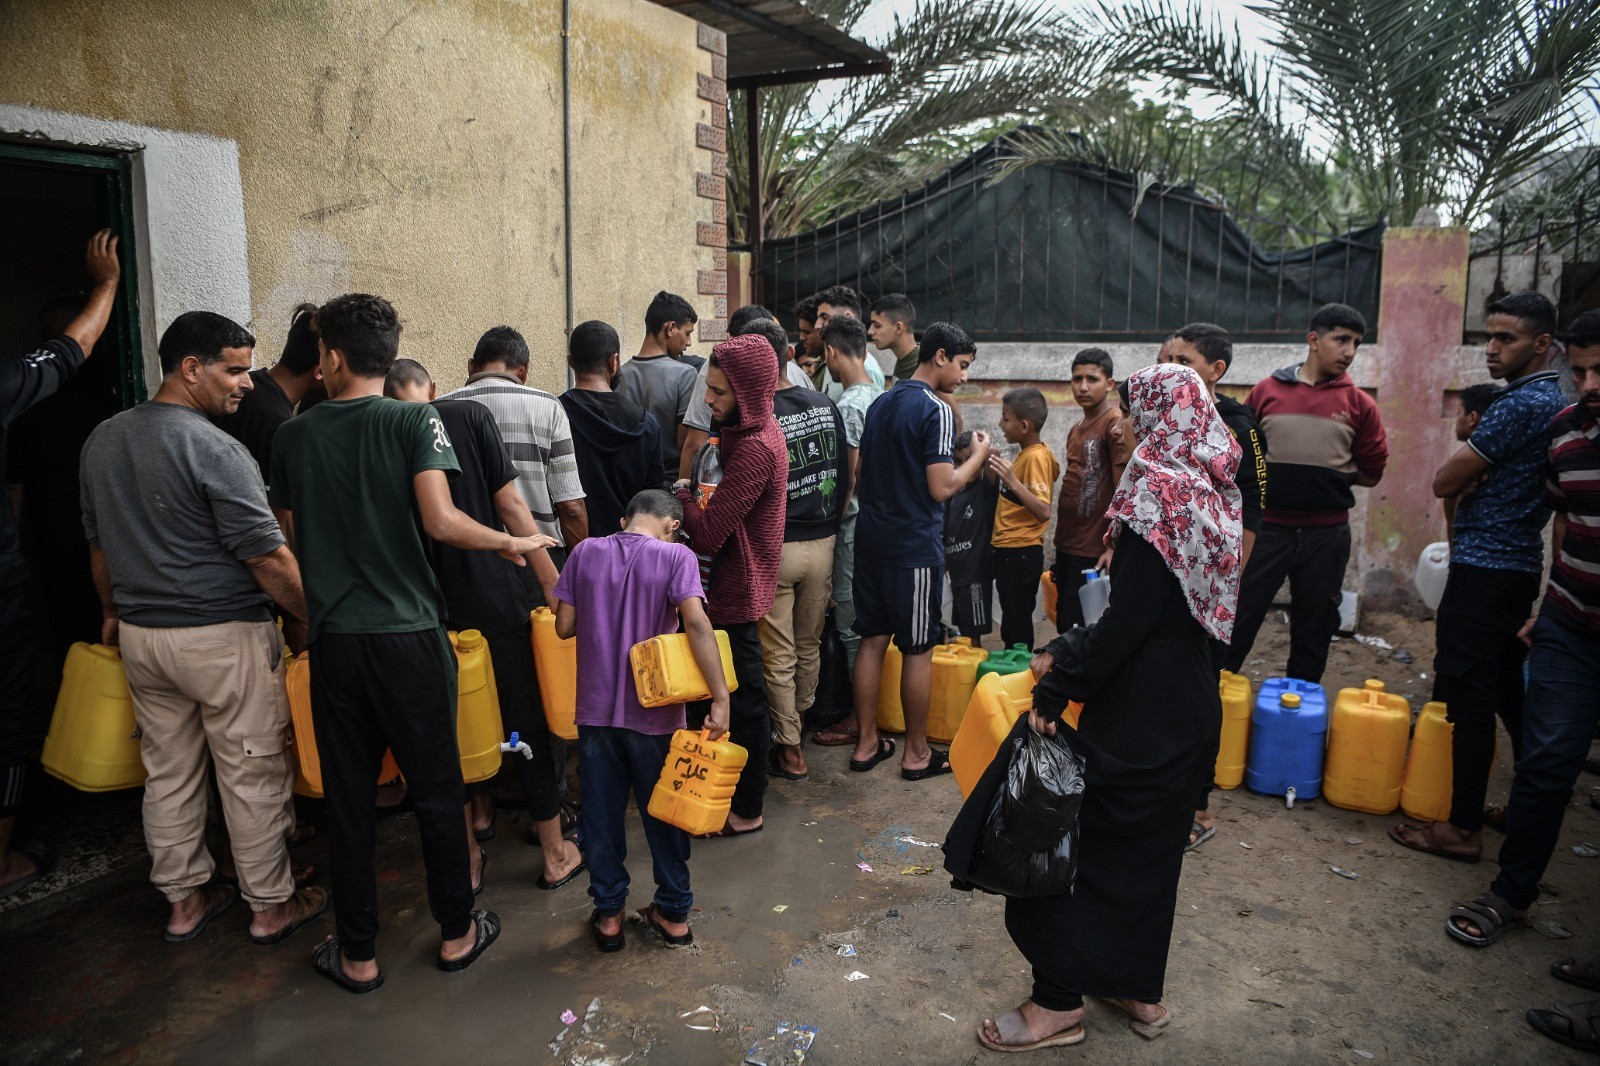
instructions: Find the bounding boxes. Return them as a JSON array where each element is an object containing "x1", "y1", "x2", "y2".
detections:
[
  {"x1": 804, "y1": 612, "x2": 851, "y2": 731},
  {"x1": 964, "y1": 727, "x2": 1087, "y2": 898}
]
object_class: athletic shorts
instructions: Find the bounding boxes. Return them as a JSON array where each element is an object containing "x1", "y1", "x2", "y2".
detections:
[
  {"x1": 852, "y1": 562, "x2": 943, "y2": 654},
  {"x1": 950, "y1": 580, "x2": 993, "y2": 638}
]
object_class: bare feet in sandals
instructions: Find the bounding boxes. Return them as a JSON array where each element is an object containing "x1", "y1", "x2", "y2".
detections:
[
  {"x1": 1103, "y1": 998, "x2": 1171, "y2": 1039},
  {"x1": 978, "y1": 1001, "x2": 1085, "y2": 1052},
  {"x1": 1390, "y1": 821, "x2": 1481, "y2": 862}
]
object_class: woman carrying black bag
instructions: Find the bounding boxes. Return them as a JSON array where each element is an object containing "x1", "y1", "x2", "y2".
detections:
[{"x1": 968, "y1": 363, "x2": 1243, "y2": 1053}]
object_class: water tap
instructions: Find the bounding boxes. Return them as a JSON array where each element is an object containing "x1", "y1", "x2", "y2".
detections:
[
  {"x1": 1285, "y1": 786, "x2": 1297, "y2": 810},
  {"x1": 500, "y1": 731, "x2": 533, "y2": 760}
]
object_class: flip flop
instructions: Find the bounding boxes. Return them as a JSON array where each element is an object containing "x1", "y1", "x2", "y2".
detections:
[
  {"x1": 767, "y1": 751, "x2": 810, "y2": 781},
  {"x1": 536, "y1": 857, "x2": 587, "y2": 891},
  {"x1": 437, "y1": 909, "x2": 501, "y2": 972},
  {"x1": 1553, "y1": 957, "x2": 1600, "y2": 993},
  {"x1": 977, "y1": 1008, "x2": 1086, "y2": 1053},
  {"x1": 251, "y1": 888, "x2": 329, "y2": 946},
  {"x1": 1389, "y1": 823, "x2": 1481, "y2": 863},
  {"x1": 901, "y1": 748, "x2": 953, "y2": 781},
  {"x1": 1186, "y1": 822, "x2": 1216, "y2": 852},
  {"x1": 312, "y1": 937, "x2": 384, "y2": 994},
  {"x1": 638, "y1": 903, "x2": 694, "y2": 948},
  {"x1": 1446, "y1": 892, "x2": 1525, "y2": 947},
  {"x1": 164, "y1": 884, "x2": 239, "y2": 943},
  {"x1": 812, "y1": 720, "x2": 859, "y2": 747},
  {"x1": 700, "y1": 821, "x2": 763, "y2": 838},
  {"x1": 590, "y1": 909, "x2": 625, "y2": 953},
  {"x1": 849, "y1": 737, "x2": 896, "y2": 773},
  {"x1": 1099, "y1": 998, "x2": 1172, "y2": 1040},
  {"x1": 0, "y1": 845, "x2": 58, "y2": 901}
]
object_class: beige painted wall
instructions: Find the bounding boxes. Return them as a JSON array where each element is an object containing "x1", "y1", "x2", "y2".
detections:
[{"x1": 0, "y1": 0, "x2": 717, "y2": 393}]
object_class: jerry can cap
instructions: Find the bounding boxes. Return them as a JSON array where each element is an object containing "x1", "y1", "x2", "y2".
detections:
[
  {"x1": 1364, "y1": 678, "x2": 1384, "y2": 690},
  {"x1": 457, "y1": 629, "x2": 484, "y2": 651},
  {"x1": 1281, "y1": 692, "x2": 1302, "y2": 709}
]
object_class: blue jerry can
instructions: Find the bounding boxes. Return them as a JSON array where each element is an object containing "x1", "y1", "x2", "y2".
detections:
[{"x1": 1245, "y1": 677, "x2": 1327, "y2": 800}]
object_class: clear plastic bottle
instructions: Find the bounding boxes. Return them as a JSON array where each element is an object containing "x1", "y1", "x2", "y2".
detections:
[
  {"x1": 695, "y1": 435, "x2": 722, "y2": 510},
  {"x1": 1078, "y1": 568, "x2": 1110, "y2": 625}
]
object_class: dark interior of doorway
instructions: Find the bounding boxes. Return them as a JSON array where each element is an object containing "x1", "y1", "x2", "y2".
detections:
[{"x1": 1, "y1": 141, "x2": 142, "y2": 812}]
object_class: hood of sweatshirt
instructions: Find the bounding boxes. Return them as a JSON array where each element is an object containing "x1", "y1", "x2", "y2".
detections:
[
  {"x1": 559, "y1": 390, "x2": 657, "y2": 459},
  {"x1": 1271, "y1": 364, "x2": 1352, "y2": 388},
  {"x1": 710, "y1": 334, "x2": 778, "y2": 437}
]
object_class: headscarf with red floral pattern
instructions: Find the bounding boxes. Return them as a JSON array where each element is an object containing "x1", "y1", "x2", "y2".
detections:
[{"x1": 1106, "y1": 363, "x2": 1243, "y2": 641}]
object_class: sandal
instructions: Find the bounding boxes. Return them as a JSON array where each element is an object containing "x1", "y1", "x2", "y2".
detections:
[
  {"x1": 700, "y1": 821, "x2": 763, "y2": 838},
  {"x1": 312, "y1": 936, "x2": 384, "y2": 994},
  {"x1": 812, "y1": 719, "x2": 859, "y2": 747},
  {"x1": 0, "y1": 845, "x2": 58, "y2": 901},
  {"x1": 1481, "y1": 805, "x2": 1508, "y2": 832},
  {"x1": 638, "y1": 902, "x2": 694, "y2": 948},
  {"x1": 1446, "y1": 892, "x2": 1525, "y2": 947},
  {"x1": 590, "y1": 909, "x2": 625, "y2": 953},
  {"x1": 849, "y1": 737, "x2": 895, "y2": 773},
  {"x1": 1101, "y1": 998, "x2": 1171, "y2": 1040},
  {"x1": 767, "y1": 750, "x2": 809, "y2": 781},
  {"x1": 1526, "y1": 1000, "x2": 1600, "y2": 1054},
  {"x1": 251, "y1": 887, "x2": 329, "y2": 946},
  {"x1": 1186, "y1": 821, "x2": 1216, "y2": 852},
  {"x1": 472, "y1": 847, "x2": 488, "y2": 898},
  {"x1": 437, "y1": 909, "x2": 501, "y2": 972},
  {"x1": 978, "y1": 1007, "x2": 1086, "y2": 1053},
  {"x1": 1554, "y1": 957, "x2": 1600, "y2": 994},
  {"x1": 164, "y1": 884, "x2": 238, "y2": 943},
  {"x1": 1389, "y1": 823, "x2": 1481, "y2": 864},
  {"x1": 536, "y1": 844, "x2": 586, "y2": 891},
  {"x1": 901, "y1": 748, "x2": 953, "y2": 781},
  {"x1": 559, "y1": 801, "x2": 582, "y2": 835}
]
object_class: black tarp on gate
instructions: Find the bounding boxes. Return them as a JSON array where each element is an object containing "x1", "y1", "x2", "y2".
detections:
[{"x1": 755, "y1": 134, "x2": 1384, "y2": 343}]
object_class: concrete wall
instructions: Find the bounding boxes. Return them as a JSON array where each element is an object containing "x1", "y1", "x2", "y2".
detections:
[{"x1": 0, "y1": 0, "x2": 718, "y2": 394}]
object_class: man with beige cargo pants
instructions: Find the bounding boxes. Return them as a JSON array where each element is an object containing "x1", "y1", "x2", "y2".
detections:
[{"x1": 80, "y1": 311, "x2": 325, "y2": 946}]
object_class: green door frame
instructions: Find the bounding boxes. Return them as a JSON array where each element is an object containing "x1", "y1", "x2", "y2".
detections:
[{"x1": 0, "y1": 140, "x2": 145, "y2": 406}]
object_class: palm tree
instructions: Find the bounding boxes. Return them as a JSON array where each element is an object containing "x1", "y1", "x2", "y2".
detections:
[
  {"x1": 727, "y1": 0, "x2": 1115, "y2": 243},
  {"x1": 1083, "y1": 0, "x2": 1600, "y2": 229}
]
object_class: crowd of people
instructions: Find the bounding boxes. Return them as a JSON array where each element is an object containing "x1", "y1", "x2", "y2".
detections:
[{"x1": 1, "y1": 230, "x2": 1598, "y2": 1053}]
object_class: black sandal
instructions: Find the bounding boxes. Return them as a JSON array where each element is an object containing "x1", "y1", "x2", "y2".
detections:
[
  {"x1": 1526, "y1": 1000, "x2": 1600, "y2": 1054},
  {"x1": 1446, "y1": 892, "x2": 1525, "y2": 947},
  {"x1": 312, "y1": 937, "x2": 384, "y2": 994},
  {"x1": 901, "y1": 748, "x2": 953, "y2": 781},
  {"x1": 536, "y1": 847, "x2": 586, "y2": 891},
  {"x1": 163, "y1": 884, "x2": 238, "y2": 943},
  {"x1": 638, "y1": 902, "x2": 694, "y2": 948},
  {"x1": 251, "y1": 888, "x2": 328, "y2": 946},
  {"x1": 590, "y1": 909, "x2": 625, "y2": 953},
  {"x1": 849, "y1": 737, "x2": 896, "y2": 773},
  {"x1": 1554, "y1": 956, "x2": 1600, "y2": 993},
  {"x1": 437, "y1": 909, "x2": 501, "y2": 972}
]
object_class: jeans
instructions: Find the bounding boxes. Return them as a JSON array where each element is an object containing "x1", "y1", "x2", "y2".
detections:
[
  {"x1": 576, "y1": 725, "x2": 690, "y2": 921},
  {"x1": 993, "y1": 544, "x2": 1044, "y2": 650},
  {"x1": 1224, "y1": 522, "x2": 1351, "y2": 683},
  {"x1": 688, "y1": 620, "x2": 770, "y2": 819},
  {"x1": 1490, "y1": 613, "x2": 1600, "y2": 910},
  {"x1": 1434, "y1": 563, "x2": 1539, "y2": 830},
  {"x1": 831, "y1": 514, "x2": 860, "y2": 672}
]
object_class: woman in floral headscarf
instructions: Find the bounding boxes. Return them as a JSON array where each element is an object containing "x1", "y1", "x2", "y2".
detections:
[{"x1": 974, "y1": 363, "x2": 1242, "y2": 1052}]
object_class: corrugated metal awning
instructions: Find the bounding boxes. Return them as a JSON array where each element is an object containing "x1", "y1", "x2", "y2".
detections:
[{"x1": 647, "y1": 0, "x2": 892, "y2": 87}]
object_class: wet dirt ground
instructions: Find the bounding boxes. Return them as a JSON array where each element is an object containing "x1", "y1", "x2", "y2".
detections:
[{"x1": 2, "y1": 610, "x2": 1597, "y2": 1064}]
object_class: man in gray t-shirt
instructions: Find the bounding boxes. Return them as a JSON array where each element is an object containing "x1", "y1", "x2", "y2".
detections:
[{"x1": 79, "y1": 311, "x2": 323, "y2": 947}]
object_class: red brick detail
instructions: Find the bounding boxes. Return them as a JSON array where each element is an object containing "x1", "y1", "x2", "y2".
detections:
[
  {"x1": 696, "y1": 73, "x2": 727, "y2": 105},
  {"x1": 697, "y1": 270, "x2": 727, "y2": 295},
  {"x1": 712, "y1": 261, "x2": 728, "y2": 286},
  {"x1": 712, "y1": 54, "x2": 727, "y2": 81},
  {"x1": 696, "y1": 123, "x2": 726, "y2": 153},
  {"x1": 697, "y1": 23, "x2": 727, "y2": 56},
  {"x1": 712, "y1": 200, "x2": 726, "y2": 224},
  {"x1": 699, "y1": 319, "x2": 729, "y2": 342},
  {"x1": 710, "y1": 151, "x2": 727, "y2": 178},
  {"x1": 711, "y1": 104, "x2": 726, "y2": 130},
  {"x1": 696, "y1": 221, "x2": 727, "y2": 247},
  {"x1": 696, "y1": 173, "x2": 725, "y2": 201}
]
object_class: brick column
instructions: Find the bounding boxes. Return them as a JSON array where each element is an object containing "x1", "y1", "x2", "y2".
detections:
[
  {"x1": 695, "y1": 24, "x2": 729, "y2": 341},
  {"x1": 1361, "y1": 226, "x2": 1470, "y2": 610}
]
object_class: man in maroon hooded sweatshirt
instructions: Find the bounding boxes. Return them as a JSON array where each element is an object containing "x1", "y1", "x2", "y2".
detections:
[{"x1": 675, "y1": 334, "x2": 788, "y2": 835}]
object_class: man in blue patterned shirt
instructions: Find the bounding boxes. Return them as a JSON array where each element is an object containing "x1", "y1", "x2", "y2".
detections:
[{"x1": 1391, "y1": 292, "x2": 1567, "y2": 862}]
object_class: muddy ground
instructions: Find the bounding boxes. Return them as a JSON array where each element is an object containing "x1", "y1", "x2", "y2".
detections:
[{"x1": 2, "y1": 610, "x2": 1596, "y2": 1065}]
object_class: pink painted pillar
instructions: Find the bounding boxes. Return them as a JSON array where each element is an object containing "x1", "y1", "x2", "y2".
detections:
[{"x1": 1362, "y1": 226, "x2": 1469, "y2": 610}]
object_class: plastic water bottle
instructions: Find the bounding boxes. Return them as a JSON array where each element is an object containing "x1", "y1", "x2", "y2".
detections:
[
  {"x1": 1414, "y1": 542, "x2": 1450, "y2": 610},
  {"x1": 695, "y1": 435, "x2": 722, "y2": 511},
  {"x1": 1078, "y1": 569, "x2": 1110, "y2": 625}
]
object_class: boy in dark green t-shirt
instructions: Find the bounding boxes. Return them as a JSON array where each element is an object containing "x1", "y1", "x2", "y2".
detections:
[{"x1": 270, "y1": 294, "x2": 552, "y2": 994}]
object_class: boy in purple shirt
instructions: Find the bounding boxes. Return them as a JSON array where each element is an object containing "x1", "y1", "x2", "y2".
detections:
[{"x1": 553, "y1": 490, "x2": 730, "y2": 952}]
